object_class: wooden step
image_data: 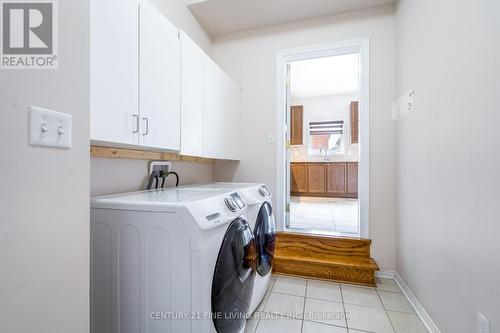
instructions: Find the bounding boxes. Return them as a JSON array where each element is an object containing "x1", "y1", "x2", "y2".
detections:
[
  {"x1": 273, "y1": 232, "x2": 379, "y2": 286},
  {"x1": 275, "y1": 232, "x2": 371, "y2": 259}
]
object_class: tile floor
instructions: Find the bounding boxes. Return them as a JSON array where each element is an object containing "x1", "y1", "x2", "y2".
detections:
[
  {"x1": 246, "y1": 275, "x2": 428, "y2": 333},
  {"x1": 289, "y1": 197, "x2": 359, "y2": 236}
]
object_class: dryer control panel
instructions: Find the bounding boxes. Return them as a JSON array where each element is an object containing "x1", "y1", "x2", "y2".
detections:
[{"x1": 185, "y1": 191, "x2": 248, "y2": 230}]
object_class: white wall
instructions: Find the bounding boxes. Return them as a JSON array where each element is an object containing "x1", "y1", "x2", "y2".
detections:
[
  {"x1": 0, "y1": 1, "x2": 90, "y2": 332},
  {"x1": 90, "y1": 0, "x2": 214, "y2": 196},
  {"x1": 290, "y1": 93, "x2": 359, "y2": 162},
  {"x1": 212, "y1": 6, "x2": 396, "y2": 270},
  {"x1": 91, "y1": 158, "x2": 214, "y2": 196},
  {"x1": 395, "y1": 0, "x2": 500, "y2": 331}
]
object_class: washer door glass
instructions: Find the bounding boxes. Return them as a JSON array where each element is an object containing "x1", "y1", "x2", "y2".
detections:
[
  {"x1": 211, "y1": 218, "x2": 256, "y2": 333},
  {"x1": 254, "y1": 202, "x2": 276, "y2": 276}
]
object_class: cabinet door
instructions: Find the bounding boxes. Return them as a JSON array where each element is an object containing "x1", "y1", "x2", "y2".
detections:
[
  {"x1": 291, "y1": 163, "x2": 308, "y2": 193},
  {"x1": 139, "y1": 1, "x2": 180, "y2": 150},
  {"x1": 307, "y1": 163, "x2": 326, "y2": 193},
  {"x1": 347, "y1": 162, "x2": 358, "y2": 194},
  {"x1": 90, "y1": 0, "x2": 138, "y2": 145},
  {"x1": 203, "y1": 58, "x2": 226, "y2": 159},
  {"x1": 224, "y1": 78, "x2": 241, "y2": 160},
  {"x1": 327, "y1": 163, "x2": 347, "y2": 194},
  {"x1": 290, "y1": 105, "x2": 303, "y2": 145},
  {"x1": 180, "y1": 32, "x2": 204, "y2": 157},
  {"x1": 350, "y1": 101, "x2": 359, "y2": 144}
]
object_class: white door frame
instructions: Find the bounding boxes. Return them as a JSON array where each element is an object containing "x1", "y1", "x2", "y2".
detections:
[{"x1": 275, "y1": 38, "x2": 370, "y2": 238}]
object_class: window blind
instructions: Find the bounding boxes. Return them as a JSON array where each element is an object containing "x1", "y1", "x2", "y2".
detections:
[{"x1": 309, "y1": 120, "x2": 343, "y2": 135}]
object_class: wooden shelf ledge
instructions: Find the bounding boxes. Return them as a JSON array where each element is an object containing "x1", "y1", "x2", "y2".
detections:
[{"x1": 90, "y1": 145, "x2": 214, "y2": 163}]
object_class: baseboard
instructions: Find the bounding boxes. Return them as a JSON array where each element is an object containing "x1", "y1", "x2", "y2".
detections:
[
  {"x1": 375, "y1": 270, "x2": 395, "y2": 279},
  {"x1": 394, "y1": 272, "x2": 441, "y2": 333}
]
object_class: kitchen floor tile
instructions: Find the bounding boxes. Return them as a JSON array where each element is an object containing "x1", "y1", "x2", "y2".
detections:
[
  {"x1": 307, "y1": 280, "x2": 342, "y2": 302},
  {"x1": 342, "y1": 285, "x2": 383, "y2": 309},
  {"x1": 264, "y1": 292, "x2": 304, "y2": 319},
  {"x1": 378, "y1": 290, "x2": 415, "y2": 314},
  {"x1": 344, "y1": 304, "x2": 395, "y2": 333},
  {"x1": 302, "y1": 320, "x2": 348, "y2": 333},
  {"x1": 387, "y1": 311, "x2": 428, "y2": 333},
  {"x1": 255, "y1": 316, "x2": 302, "y2": 333},
  {"x1": 272, "y1": 276, "x2": 307, "y2": 297},
  {"x1": 376, "y1": 278, "x2": 401, "y2": 293},
  {"x1": 304, "y1": 297, "x2": 346, "y2": 327}
]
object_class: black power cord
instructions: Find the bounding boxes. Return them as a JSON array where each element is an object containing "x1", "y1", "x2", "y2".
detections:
[
  {"x1": 160, "y1": 171, "x2": 179, "y2": 188},
  {"x1": 146, "y1": 170, "x2": 180, "y2": 190}
]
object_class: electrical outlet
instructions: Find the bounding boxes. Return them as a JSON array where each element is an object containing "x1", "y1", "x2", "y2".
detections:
[
  {"x1": 149, "y1": 161, "x2": 171, "y2": 175},
  {"x1": 478, "y1": 313, "x2": 490, "y2": 333}
]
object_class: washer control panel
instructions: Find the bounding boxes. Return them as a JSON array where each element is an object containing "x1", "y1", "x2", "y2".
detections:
[
  {"x1": 258, "y1": 185, "x2": 271, "y2": 197},
  {"x1": 224, "y1": 197, "x2": 237, "y2": 212}
]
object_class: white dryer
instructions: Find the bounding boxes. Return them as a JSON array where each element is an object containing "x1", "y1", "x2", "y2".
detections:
[
  {"x1": 181, "y1": 183, "x2": 276, "y2": 314},
  {"x1": 90, "y1": 187, "x2": 256, "y2": 333}
]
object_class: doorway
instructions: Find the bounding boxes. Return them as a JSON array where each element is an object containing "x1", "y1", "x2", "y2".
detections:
[{"x1": 276, "y1": 39, "x2": 369, "y2": 238}]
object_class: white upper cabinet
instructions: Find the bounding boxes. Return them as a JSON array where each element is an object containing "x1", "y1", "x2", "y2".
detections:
[
  {"x1": 224, "y1": 78, "x2": 241, "y2": 160},
  {"x1": 139, "y1": 1, "x2": 180, "y2": 150},
  {"x1": 180, "y1": 32, "x2": 204, "y2": 157},
  {"x1": 90, "y1": 0, "x2": 139, "y2": 145},
  {"x1": 90, "y1": 0, "x2": 240, "y2": 159},
  {"x1": 203, "y1": 58, "x2": 227, "y2": 159}
]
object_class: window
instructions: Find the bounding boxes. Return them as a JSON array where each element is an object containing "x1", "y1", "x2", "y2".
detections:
[{"x1": 307, "y1": 120, "x2": 345, "y2": 156}]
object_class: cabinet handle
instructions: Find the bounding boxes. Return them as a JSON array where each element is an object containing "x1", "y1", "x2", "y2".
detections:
[
  {"x1": 142, "y1": 117, "x2": 149, "y2": 135},
  {"x1": 132, "y1": 115, "x2": 139, "y2": 133}
]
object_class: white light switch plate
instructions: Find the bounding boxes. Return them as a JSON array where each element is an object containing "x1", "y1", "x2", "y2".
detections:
[{"x1": 29, "y1": 106, "x2": 72, "y2": 148}]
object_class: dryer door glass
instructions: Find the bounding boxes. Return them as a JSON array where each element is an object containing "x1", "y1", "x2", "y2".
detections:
[
  {"x1": 211, "y1": 218, "x2": 256, "y2": 333},
  {"x1": 254, "y1": 202, "x2": 276, "y2": 276}
]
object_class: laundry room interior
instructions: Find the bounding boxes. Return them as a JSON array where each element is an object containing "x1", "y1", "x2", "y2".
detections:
[{"x1": 1, "y1": 1, "x2": 499, "y2": 333}]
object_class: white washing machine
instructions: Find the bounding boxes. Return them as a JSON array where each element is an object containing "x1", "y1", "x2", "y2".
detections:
[
  {"x1": 181, "y1": 183, "x2": 276, "y2": 314},
  {"x1": 90, "y1": 187, "x2": 256, "y2": 333}
]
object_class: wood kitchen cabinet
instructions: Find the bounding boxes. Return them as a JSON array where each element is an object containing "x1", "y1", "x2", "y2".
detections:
[
  {"x1": 327, "y1": 163, "x2": 347, "y2": 194},
  {"x1": 347, "y1": 162, "x2": 358, "y2": 194},
  {"x1": 291, "y1": 163, "x2": 308, "y2": 193},
  {"x1": 291, "y1": 162, "x2": 358, "y2": 198},
  {"x1": 290, "y1": 105, "x2": 303, "y2": 145},
  {"x1": 350, "y1": 101, "x2": 359, "y2": 144},
  {"x1": 307, "y1": 163, "x2": 326, "y2": 193}
]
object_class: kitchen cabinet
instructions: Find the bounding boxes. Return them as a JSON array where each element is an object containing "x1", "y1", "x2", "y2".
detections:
[
  {"x1": 290, "y1": 162, "x2": 358, "y2": 198},
  {"x1": 180, "y1": 32, "x2": 204, "y2": 157},
  {"x1": 139, "y1": 1, "x2": 180, "y2": 150},
  {"x1": 90, "y1": 0, "x2": 139, "y2": 145},
  {"x1": 291, "y1": 163, "x2": 308, "y2": 193},
  {"x1": 347, "y1": 162, "x2": 358, "y2": 194},
  {"x1": 290, "y1": 105, "x2": 303, "y2": 145},
  {"x1": 350, "y1": 101, "x2": 359, "y2": 144},
  {"x1": 307, "y1": 163, "x2": 326, "y2": 193},
  {"x1": 327, "y1": 163, "x2": 347, "y2": 194}
]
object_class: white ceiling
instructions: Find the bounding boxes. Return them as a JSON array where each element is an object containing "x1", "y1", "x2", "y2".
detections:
[
  {"x1": 290, "y1": 53, "x2": 359, "y2": 99},
  {"x1": 187, "y1": 0, "x2": 395, "y2": 37}
]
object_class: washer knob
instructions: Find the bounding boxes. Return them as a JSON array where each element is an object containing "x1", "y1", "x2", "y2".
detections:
[
  {"x1": 225, "y1": 198, "x2": 237, "y2": 212},
  {"x1": 258, "y1": 188, "x2": 267, "y2": 197}
]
